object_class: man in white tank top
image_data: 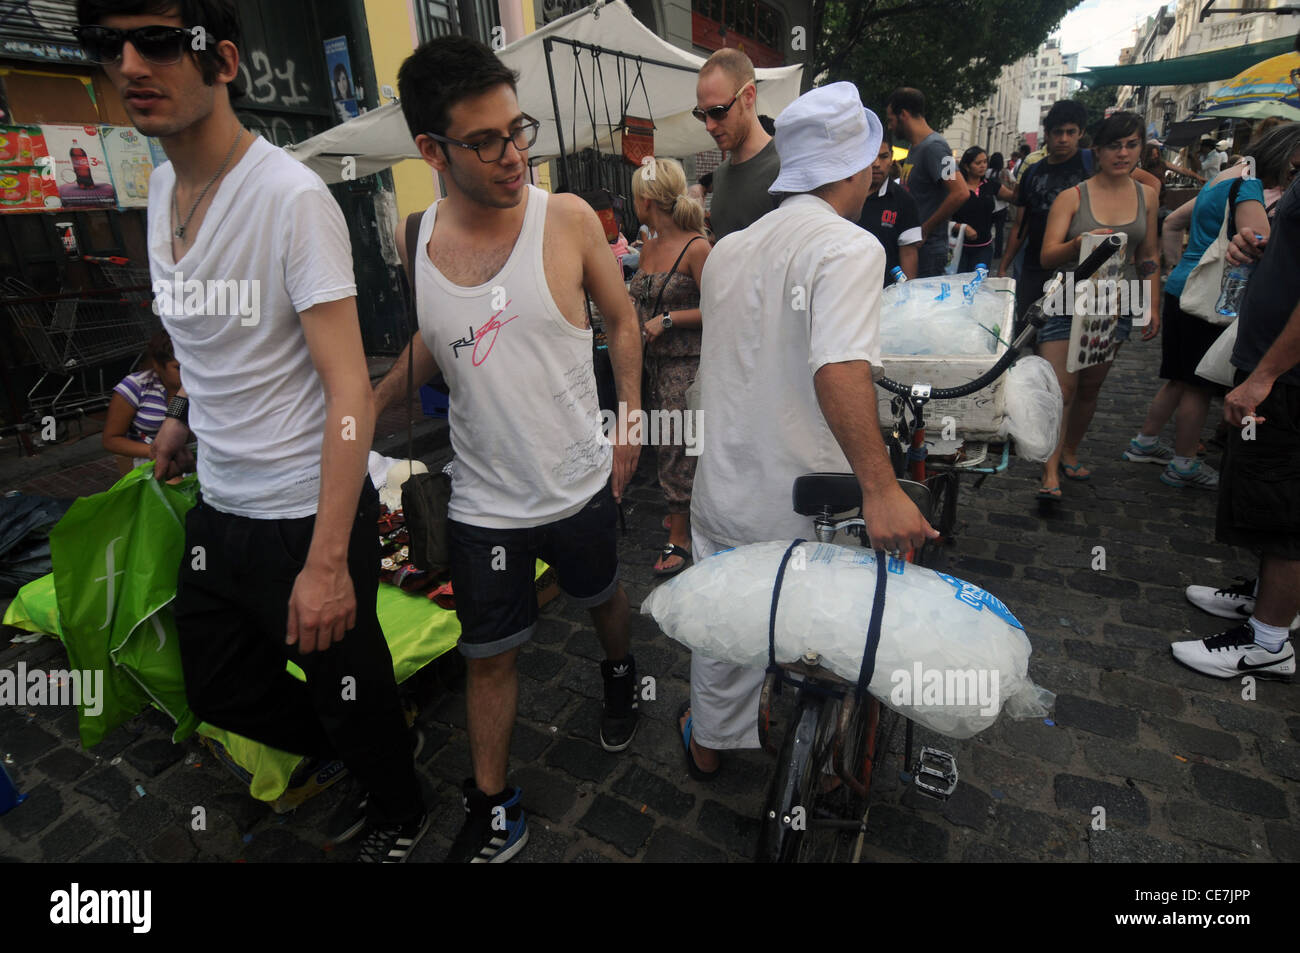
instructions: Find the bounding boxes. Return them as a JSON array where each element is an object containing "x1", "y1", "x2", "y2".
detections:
[{"x1": 373, "y1": 37, "x2": 643, "y2": 863}]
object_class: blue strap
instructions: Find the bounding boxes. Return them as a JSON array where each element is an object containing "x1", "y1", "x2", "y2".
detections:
[
  {"x1": 856, "y1": 552, "x2": 890, "y2": 702},
  {"x1": 767, "y1": 539, "x2": 806, "y2": 674}
]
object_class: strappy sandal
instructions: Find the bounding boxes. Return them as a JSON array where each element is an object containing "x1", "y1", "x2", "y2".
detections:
[{"x1": 653, "y1": 543, "x2": 692, "y2": 576}]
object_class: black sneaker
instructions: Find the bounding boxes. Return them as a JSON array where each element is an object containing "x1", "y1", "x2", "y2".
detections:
[
  {"x1": 599, "y1": 655, "x2": 639, "y2": 752},
  {"x1": 325, "y1": 727, "x2": 425, "y2": 844},
  {"x1": 445, "y1": 781, "x2": 528, "y2": 863},
  {"x1": 356, "y1": 813, "x2": 430, "y2": 863}
]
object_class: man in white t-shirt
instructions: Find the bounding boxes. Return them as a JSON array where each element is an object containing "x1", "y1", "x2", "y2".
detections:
[
  {"x1": 1197, "y1": 135, "x2": 1228, "y2": 183},
  {"x1": 682, "y1": 83, "x2": 937, "y2": 776},
  {"x1": 372, "y1": 36, "x2": 643, "y2": 863},
  {"x1": 77, "y1": 0, "x2": 426, "y2": 862}
]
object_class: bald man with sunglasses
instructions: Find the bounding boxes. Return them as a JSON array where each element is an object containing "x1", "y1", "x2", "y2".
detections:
[{"x1": 696, "y1": 49, "x2": 780, "y2": 240}]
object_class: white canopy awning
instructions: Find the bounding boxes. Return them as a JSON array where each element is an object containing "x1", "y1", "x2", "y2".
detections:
[{"x1": 285, "y1": 0, "x2": 803, "y2": 184}]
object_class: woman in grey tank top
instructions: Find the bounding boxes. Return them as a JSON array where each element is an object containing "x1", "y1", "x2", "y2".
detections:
[{"x1": 1033, "y1": 111, "x2": 1162, "y2": 501}]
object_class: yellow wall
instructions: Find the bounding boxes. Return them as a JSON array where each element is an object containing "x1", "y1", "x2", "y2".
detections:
[
  {"x1": 367, "y1": 0, "x2": 548, "y2": 215},
  {"x1": 363, "y1": 0, "x2": 437, "y2": 218}
]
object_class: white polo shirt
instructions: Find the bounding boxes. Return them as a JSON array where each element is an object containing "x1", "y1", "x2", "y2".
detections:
[{"x1": 691, "y1": 193, "x2": 885, "y2": 548}]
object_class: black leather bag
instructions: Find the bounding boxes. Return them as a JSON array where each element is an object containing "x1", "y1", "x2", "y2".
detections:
[{"x1": 400, "y1": 211, "x2": 451, "y2": 573}]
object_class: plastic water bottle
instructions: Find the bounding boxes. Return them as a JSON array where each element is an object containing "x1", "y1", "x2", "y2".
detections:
[
  {"x1": 890, "y1": 266, "x2": 909, "y2": 304},
  {"x1": 963, "y1": 264, "x2": 989, "y2": 305},
  {"x1": 1215, "y1": 235, "x2": 1263, "y2": 318}
]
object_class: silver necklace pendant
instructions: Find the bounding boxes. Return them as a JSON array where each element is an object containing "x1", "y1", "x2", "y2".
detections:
[{"x1": 174, "y1": 225, "x2": 185, "y2": 239}]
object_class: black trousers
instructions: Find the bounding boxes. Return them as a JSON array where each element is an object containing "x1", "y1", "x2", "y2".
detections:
[{"x1": 174, "y1": 478, "x2": 422, "y2": 826}]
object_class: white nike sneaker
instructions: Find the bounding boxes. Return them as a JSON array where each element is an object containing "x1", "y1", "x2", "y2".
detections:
[
  {"x1": 1185, "y1": 578, "x2": 1300, "y2": 629},
  {"x1": 1170, "y1": 624, "x2": 1296, "y2": 679}
]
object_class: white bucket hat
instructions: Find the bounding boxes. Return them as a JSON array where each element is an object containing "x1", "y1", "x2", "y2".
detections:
[{"x1": 768, "y1": 81, "x2": 883, "y2": 195}]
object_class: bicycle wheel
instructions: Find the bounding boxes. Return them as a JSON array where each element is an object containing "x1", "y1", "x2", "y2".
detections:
[{"x1": 757, "y1": 690, "x2": 827, "y2": 863}]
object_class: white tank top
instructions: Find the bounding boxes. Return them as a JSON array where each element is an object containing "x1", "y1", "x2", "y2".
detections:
[{"x1": 415, "y1": 185, "x2": 611, "y2": 529}]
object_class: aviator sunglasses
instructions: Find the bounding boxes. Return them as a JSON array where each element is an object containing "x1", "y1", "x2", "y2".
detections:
[{"x1": 692, "y1": 81, "x2": 754, "y2": 123}]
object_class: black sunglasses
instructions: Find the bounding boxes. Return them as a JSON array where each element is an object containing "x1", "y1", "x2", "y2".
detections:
[
  {"x1": 424, "y1": 117, "x2": 540, "y2": 163},
  {"x1": 692, "y1": 81, "x2": 754, "y2": 123},
  {"x1": 74, "y1": 25, "x2": 191, "y2": 66}
]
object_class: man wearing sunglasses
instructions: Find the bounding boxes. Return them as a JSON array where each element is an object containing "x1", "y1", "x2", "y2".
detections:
[
  {"x1": 696, "y1": 49, "x2": 780, "y2": 241},
  {"x1": 75, "y1": 0, "x2": 427, "y2": 861},
  {"x1": 372, "y1": 36, "x2": 643, "y2": 863}
]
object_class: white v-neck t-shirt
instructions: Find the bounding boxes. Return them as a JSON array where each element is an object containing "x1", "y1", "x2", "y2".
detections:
[{"x1": 148, "y1": 135, "x2": 357, "y2": 519}]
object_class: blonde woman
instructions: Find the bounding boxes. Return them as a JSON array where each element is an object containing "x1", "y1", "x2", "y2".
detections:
[{"x1": 629, "y1": 158, "x2": 710, "y2": 575}]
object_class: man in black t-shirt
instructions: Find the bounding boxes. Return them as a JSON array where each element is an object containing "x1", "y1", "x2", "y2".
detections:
[
  {"x1": 1171, "y1": 176, "x2": 1300, "y2": 680},
  {"x1": 858, "y1": 135, "x2": 922, "y2": 286},
  {"x1": 998, "y1": 100, "x2": 1091, "y2": 324}
]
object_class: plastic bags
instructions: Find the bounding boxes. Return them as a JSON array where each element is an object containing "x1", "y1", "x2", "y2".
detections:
[
  {"x1": 999, "y1": 356, "x2": 1063, "y2": 463},
  {"x1": 880, "y1": 276, "x2": 1005, "y2": 356},
  {"x1": 642, "y1": 541, "x2": 1053, "y2": 739}
]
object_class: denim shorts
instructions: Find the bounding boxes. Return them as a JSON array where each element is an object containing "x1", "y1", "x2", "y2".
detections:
[
  {"x1": 1037, "y1": 312, "x2": 1133, "y2": 345},
  {"x1": 448, "y1": 484, "x2": 620, "y2": 658}
]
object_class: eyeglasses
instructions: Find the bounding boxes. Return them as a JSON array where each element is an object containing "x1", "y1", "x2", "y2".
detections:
[
  {"x1": 424, "y1": 117, "x2": 540, "y2": 163},
  {"x1": 74, "y1": 25, "x2": 191, "y2": 66},
  {"x1": 692, "y1": 81, "x2": 754, "y2": 123}
]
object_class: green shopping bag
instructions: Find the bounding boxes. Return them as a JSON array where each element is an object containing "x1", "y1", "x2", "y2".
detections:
[{"x1": 47, "y1": 465, "x2": 201, "y2": 747}]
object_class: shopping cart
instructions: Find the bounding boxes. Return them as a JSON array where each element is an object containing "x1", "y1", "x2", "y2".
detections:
[{"x1": 5, "y1": 256, "x2": 155, "y2": 426}]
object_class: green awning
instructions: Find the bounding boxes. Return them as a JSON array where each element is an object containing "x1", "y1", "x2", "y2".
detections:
[{"x1": 1068, "y1": 36, "x2": 1297, "y2": 89}]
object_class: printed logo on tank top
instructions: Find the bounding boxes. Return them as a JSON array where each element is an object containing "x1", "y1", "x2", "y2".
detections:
[{"x1": 447, "y1": 298, "x2": 520, "y2": 366}]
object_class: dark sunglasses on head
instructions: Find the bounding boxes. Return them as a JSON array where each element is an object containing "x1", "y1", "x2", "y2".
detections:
[
  {"x1": 74, "y1": 25, "x2": 192, "y2": 66},
  {"x1": 692, "y1": 81, "x2": 753, "y2": 123}
]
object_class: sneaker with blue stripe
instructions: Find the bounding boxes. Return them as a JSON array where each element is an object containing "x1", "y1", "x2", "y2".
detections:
[
  {"x1": 445, "y1": 780, "x2": 528, "y2": 863},
  {"x1": 1123, "y1": 438, "x2": 1174, "y2": 464},
  {"x1": 1160, "y1": 459, "x2": 1219, "y2": 489}
]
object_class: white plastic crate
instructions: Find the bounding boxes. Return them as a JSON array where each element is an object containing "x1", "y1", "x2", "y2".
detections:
[{"x1": 875, "y1": 276, "x2": 1017, "y2": 439}]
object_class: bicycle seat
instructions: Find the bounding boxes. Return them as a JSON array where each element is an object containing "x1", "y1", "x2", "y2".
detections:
[{"x1": 792, "y1": 473, "x2": 861, "y2": 516}]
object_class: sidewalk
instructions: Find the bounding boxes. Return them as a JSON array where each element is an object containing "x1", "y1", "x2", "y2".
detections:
[{"x1": 2, "y1": 338, "x2": 1297, "y2": 863}]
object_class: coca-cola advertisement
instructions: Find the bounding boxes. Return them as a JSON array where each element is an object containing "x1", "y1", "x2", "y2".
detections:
[{"x1": 40, "y1": 124, "x2": 116, "y2": 209}]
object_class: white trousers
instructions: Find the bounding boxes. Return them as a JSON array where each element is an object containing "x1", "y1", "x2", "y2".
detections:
[{"x1": 687, "y1": 528, "x2": 766, "y2": 750}]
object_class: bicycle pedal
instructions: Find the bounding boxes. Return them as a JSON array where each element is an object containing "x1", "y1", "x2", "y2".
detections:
[{"x1": 911, "y1": 746, "x2": 958, "y2": 800}]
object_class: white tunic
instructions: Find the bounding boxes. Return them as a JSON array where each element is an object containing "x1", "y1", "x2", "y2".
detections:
[{"x1": 691, "y1": 193, "x2": 886, "y2": 549}]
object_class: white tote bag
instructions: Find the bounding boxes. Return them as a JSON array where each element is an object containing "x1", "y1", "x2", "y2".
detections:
[
  {"x1": 1194, "y1": 319, "x2": 1239, "y2": 386},
  {"x1": 1179, "y1": 178, "x2": 1244, "y2": 325},
  {"x1": 945, "y1": 221, "x2": 966, "y2": 275}
]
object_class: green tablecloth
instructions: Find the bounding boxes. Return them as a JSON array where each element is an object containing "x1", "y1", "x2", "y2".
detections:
[{"x1": 1, "y1": 465, "x2": 531, "y2": 802}]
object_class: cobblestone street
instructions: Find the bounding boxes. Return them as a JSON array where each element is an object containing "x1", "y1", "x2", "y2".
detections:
[{"x1": 1, "y1": 338, "x2": 1297, "y2": 863}]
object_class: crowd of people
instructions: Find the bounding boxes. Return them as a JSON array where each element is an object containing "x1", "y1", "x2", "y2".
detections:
[{"x1": 75, "y1": 0, "x2": 1298, "y2": 865}]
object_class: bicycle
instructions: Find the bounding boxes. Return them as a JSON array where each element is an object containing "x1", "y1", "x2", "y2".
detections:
[{"x1": 755, "y1": 235, "x2": 1125, "y2": 863}]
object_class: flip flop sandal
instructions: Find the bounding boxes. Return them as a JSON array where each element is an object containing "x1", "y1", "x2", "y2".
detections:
[
  {"x1": 1036, "y1": 485, "x2": 1062, "y2": 501},
  {"x1": 678, "y1": 701, "x2": 720, "y2": 782},
  {"x1": 1061, "y1": 462, "x2": 1091, "y2": 481},
  {"x1": 653, "y1": 543, "x2": 692, "y2": 577}
]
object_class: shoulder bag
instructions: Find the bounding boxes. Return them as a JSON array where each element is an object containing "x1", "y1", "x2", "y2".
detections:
[
  {"x1": 399, "y1": 210, "x2": 452, "y2": 574},
  {"x1": 1179, "y1": 177, "x2": 1245, "y2": 325}
]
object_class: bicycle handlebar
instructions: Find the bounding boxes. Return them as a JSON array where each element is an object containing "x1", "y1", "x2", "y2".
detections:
[{"x1": 876, "y1": 234, "x2": 1125, "y2": 402}]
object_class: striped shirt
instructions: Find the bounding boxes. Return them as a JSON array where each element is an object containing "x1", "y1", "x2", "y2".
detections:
[{"x1": 113, "y1": 369, "x2": 168, "y2": 440}]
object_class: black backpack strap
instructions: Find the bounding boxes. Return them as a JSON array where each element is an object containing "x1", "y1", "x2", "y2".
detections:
[
  {"x1": 856, "y1": 552, "x2": 891, "y2": 702},
  {"x1": 1226, "y1": 176, "x2": 1244, "y2": 239},
  {"x1": 767, "y1": 540, "x2": 806, "y2": 674},
  {"x1": 649, "y1": 235, "x2": 703, "y2": 318}
]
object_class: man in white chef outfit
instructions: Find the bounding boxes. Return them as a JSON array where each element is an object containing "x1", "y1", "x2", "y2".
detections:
[{"x1": 680, "y1": 82, "x2": 938, "y2": 777}]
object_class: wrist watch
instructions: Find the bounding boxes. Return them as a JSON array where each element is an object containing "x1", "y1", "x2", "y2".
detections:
[
  {"x1": 165, "y1": 395, "x2": 189, "y2": 423},
  {"x1": 660, "y1": 313, "x2": 673, "y2": 330}
]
